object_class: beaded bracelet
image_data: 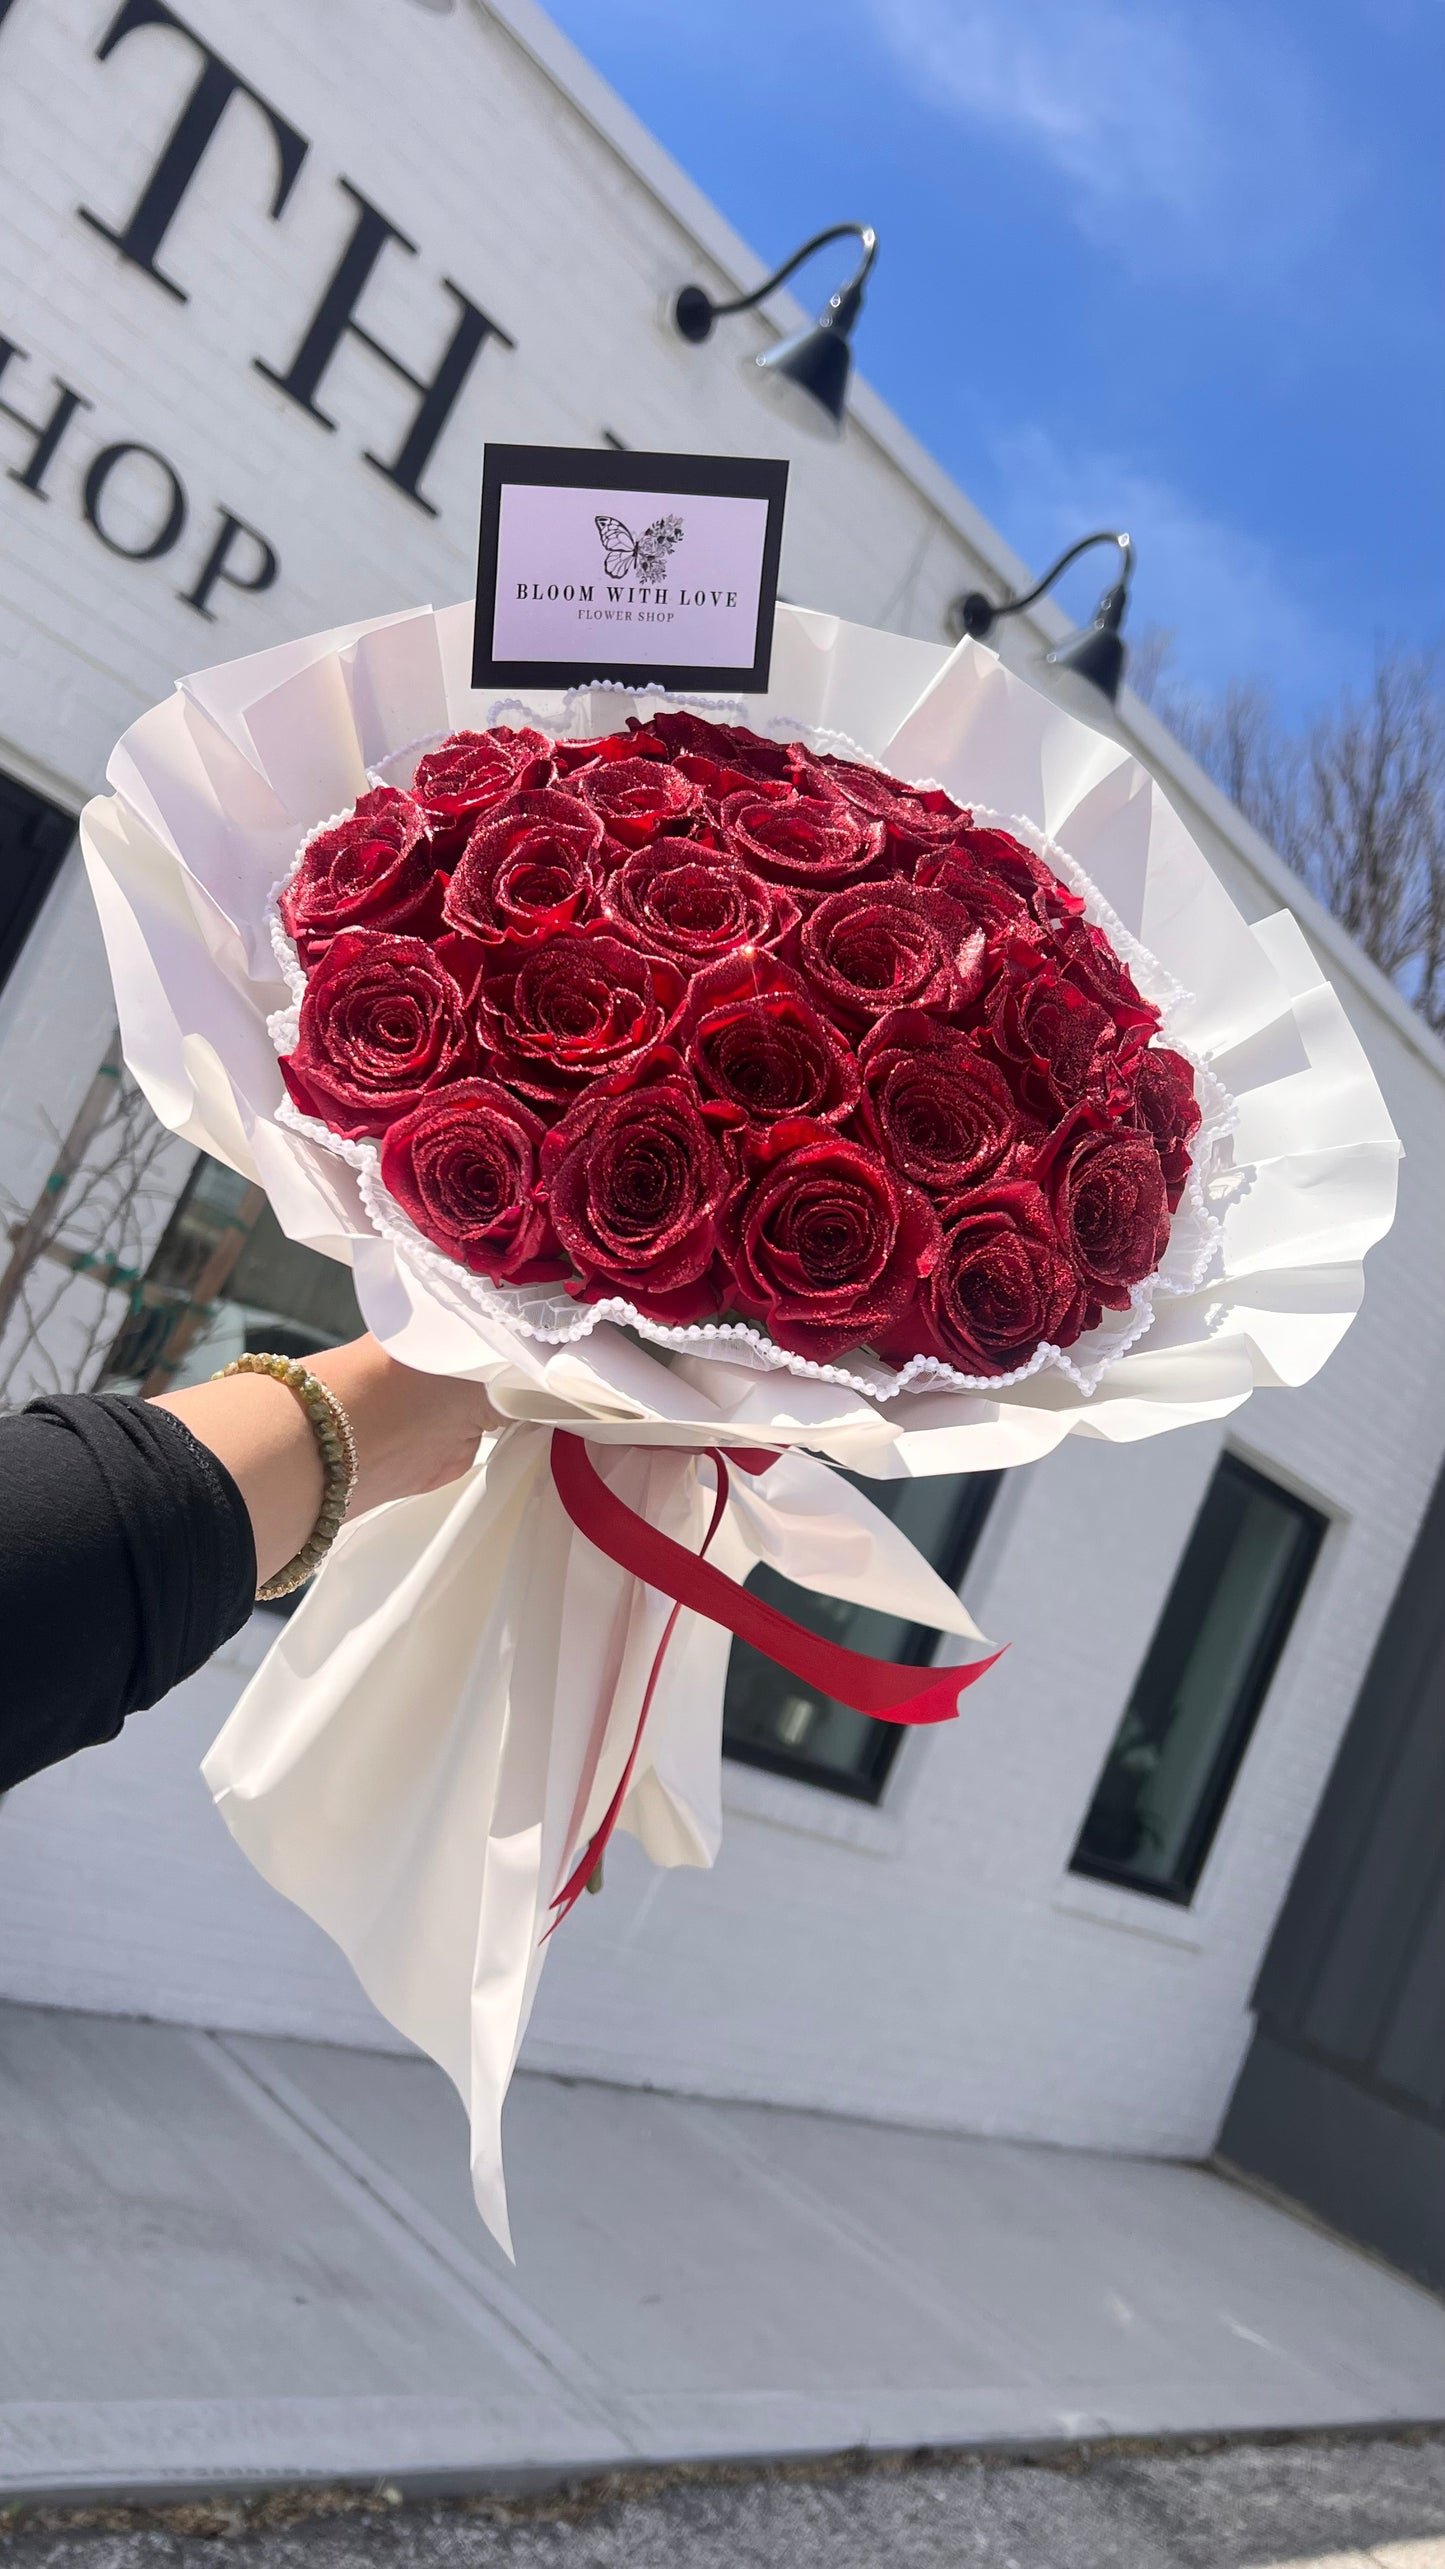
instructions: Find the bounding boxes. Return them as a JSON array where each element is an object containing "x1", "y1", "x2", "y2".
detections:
[{"x1": 213, "y1": 1351, "x2": 360, "y2": 1601}]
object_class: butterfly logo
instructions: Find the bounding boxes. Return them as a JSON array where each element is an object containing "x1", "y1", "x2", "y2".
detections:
[{"x1": 595, "y1": 512, "x2": 684, "y2": 583}]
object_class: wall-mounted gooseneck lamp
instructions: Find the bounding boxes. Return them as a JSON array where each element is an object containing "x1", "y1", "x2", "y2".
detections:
[
  {"x1": 946, "y1": 531, "x2": 1135, "y2": 703},
  {"x1": 672, "y1": 223, "x2": 878, "y2": 439}
]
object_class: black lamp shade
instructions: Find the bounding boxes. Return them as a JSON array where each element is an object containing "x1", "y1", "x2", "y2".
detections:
[
  {"x1": 751, "y1": 320, "x2": 852, "y2": 437},
  {"x1": 1045, "y1": 581, "x2": 1129, "y2": 703},
  {"x1": 1046, "y1": 622, "x2": 1126, "y2": 702},
  {"x1": 674, "y1": 227, "x2": 873, "y2": 439}
]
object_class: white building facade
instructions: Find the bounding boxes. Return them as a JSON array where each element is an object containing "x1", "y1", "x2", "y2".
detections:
[{"x1": 1, "y1": 0, "x2": 1442, "y2": 2169}]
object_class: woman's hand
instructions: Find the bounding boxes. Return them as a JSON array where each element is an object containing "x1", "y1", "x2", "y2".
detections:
[{"x1": 152, "y1": 1338, "x2": 499, "y2": 1590}]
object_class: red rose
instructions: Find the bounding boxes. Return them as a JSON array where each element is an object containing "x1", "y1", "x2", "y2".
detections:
[
  {"x1": 793, "y1": 883, "x2": 985, "y2": 1026},
  {"x1": 1052, "y1": 916, "x2": 1160, "y2": 1042},
  {"x1": 607, "y1": 843, "x2": 796, "y2": 973},
  {"x1": 552, "y1": 729, "x2": 668, "y2": 775},
  {"x1": 859, "y1": 1011, "x2": 1025, "y2": 1198},
  {"x1": 679, "y1": 954, "x2": 861, "y2": 1129},
  {"x1": 411, "y1": 727, "x2": 552, "y2": 851},
  {"x1": 279, "y1": 930, "x2": 472, "y2": 1139},
  {"x1": 1049, "y1": 1125, "x2": 1170, "y2": 1307},
  {"x1": 442, "y1": 789, "x2": 603, "y2": 943},
  {"x1": 917, "y1": 1184, "x2": 1087, "y2": 1374},
  {"x1": 476, "y1": 924, "x2": 684, "y2": 1107},
  {"x1": 572, "y1": 753, "x2": 699, "y2": 847},
  {"x1": 1129, "y1": 1045, "x2": 1201, "y2": 1211},
  {"x1": 541, "y1": 1054, "x2": 729, "y2": 1321},
  {"x1": 913, "y1": 844, "x2": 1031, "y2": 939},
  {"x1": 280, "y1": 787, "x2": 442, "y2": 963},
  {"x1": 725, "y1": 1125, "x2": 941, "y2": 1363},
  {"x1": 638, "y1": 710, "x2": 792, "y2": 803},
  {"x1": 984, "y1": 943, "x2": 1129, "y2": 1119},
  {"x1": 815, "y1": 755, "x2": 967, "y2": 854},
  {"x1": 958, "y1": 824, "x2": 1083, "y2": 927},
  {"x1": 721, "y1": 784, "x2": 885, "y2": 889},
  {"x1": 379, "y1": 1079, "x2": 566, "y2": 1285}
]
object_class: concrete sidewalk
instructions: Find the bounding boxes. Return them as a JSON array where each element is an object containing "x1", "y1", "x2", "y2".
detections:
[{"x1": 0, "y1": 2001, "x2": 1440, "y2": 2504}]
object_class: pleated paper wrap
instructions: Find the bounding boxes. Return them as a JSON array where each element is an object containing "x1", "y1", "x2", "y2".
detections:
[{"x1": 81, "y1": 602, "x2": 1401, "y2": 2250}]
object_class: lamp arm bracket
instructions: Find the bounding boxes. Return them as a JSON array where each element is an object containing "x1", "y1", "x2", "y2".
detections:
[
  {"x1": 708, "y1": 222, "x2": 877, "y2": 321},
  {"x1": 991, "y1": 530, "x2": 1133, "y2": 622}
]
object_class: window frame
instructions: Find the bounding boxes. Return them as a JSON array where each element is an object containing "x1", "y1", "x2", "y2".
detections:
[
  {"x1": 721, "y1": 1470, "x2": 1001, "y2": 1806},
  {"x1": 1070, "y1": 1449, "x2": 1327, "y2": 1906},
  {"x1": 0, "y1": 766, "x2": 75, "y2": 999}
]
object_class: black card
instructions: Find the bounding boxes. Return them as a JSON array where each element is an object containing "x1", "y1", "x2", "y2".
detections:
[{"x1": 472, "y1": 445, "x2": 789, "y2": 693}]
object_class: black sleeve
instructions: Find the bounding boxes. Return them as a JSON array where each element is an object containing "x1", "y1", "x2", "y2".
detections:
[{"x1": 0, "y1": 1393, "x2": 257, "y2": 1795}]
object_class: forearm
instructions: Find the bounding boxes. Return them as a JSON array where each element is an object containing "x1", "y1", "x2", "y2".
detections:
[
  {"x1": 0, "y1": 1395, "x2": 256, "y2": 1793},
  {"x1": 152, "y1": 1337, "x2": 496, "y2": 1589},
  {"x1": 0, "y1": 1342, "x2": 494, "y2": 1799}
]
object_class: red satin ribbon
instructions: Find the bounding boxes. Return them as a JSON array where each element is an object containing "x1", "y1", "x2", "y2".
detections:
[{"x1": 546, "y1": 1432, "x2": 1002, "y2": 1926}]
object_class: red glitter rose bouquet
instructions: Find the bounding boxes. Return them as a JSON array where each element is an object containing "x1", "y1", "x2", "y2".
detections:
[
  {"x1": 83, "y1": 602, "x2": 1399, "y2": 2249},
  {"x1": 272, "y1": 710, "x2": 1204, "y2": 1395}
]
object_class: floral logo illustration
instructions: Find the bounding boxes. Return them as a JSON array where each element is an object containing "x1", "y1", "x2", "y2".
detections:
[{"x1": 594, "y1": 512, "x2": 684, "y2": 582}]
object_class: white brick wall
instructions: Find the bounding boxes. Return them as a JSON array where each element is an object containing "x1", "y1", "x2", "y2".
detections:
[
  {"x1": 0, "y1": 0, "x2": 1002, "y2": 1197},
  {"x1": 0, "y1": 0, "x2": 1442, "y2": 2162}
]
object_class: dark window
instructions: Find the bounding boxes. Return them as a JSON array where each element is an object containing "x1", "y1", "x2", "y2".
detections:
[
  {"x1": 104, "y1": 1154, "x2": 363, "y2": 1388},
  {"x1": 1071, "y1": 1453, "x2": 1326, "y2": 1905},
  {"x1": 722, "y1": 1471, "x2": 1000, "y2": 1803},
  {"x1": 104, "y1": 1152, "x2": 366, "y2": 1616},
  {"x1": 0, "y1": 767, "x2": 74, "y2": 997},
  {"x1": 223, "y1": 1200, "x2": 366, "y2": 1352}
]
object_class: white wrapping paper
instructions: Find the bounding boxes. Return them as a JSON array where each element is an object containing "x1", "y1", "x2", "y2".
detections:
[{"x1": 80, "y1": 602, "x2": 1402, "y2": 2249}]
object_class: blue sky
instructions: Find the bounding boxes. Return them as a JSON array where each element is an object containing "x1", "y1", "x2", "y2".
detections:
[{"x1": 542, "y1": 0, "x2": 1442, "y2": 722}]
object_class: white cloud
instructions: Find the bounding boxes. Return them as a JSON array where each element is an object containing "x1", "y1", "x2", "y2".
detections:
[
  {"x1": 865, "y1": 0, "x2": 1342, "y2": 275},
  {"x1": 984, "y1": 424, "x2": 1340, "y2": 709}
]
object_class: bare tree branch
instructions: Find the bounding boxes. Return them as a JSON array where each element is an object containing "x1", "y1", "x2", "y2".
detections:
[{"x1": 1146, "y1": 643, "x2": 1445, "y2": 1032}]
